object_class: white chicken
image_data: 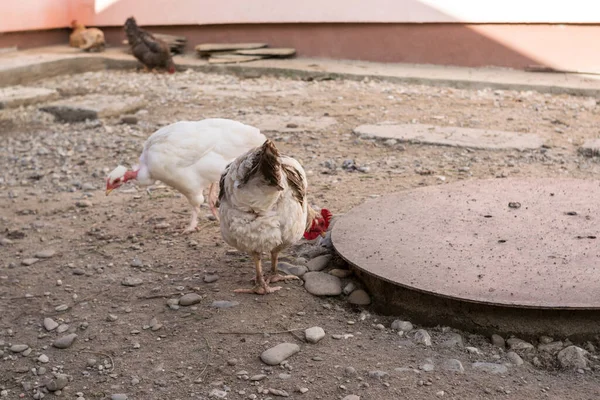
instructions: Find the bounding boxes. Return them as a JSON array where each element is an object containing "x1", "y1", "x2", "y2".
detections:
[
  {"x1": 218, "y1": 139, "x2": 332, "y2": 294},
  {"x1": 105, "y1": 118, "x2": 266, "y2": 233}
]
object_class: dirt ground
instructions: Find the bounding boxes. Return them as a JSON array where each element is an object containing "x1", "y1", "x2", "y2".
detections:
[{"x1": 2, "y1": 68, "x2": 600, "y2": 400}]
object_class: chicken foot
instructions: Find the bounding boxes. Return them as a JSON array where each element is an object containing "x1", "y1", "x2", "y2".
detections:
[
  {"x1": 234, "y1": 254, "x2": 281, "y2": 295},
  {"x1": 265, "y1": 251, "x2": 300, "y2": 284},
  {"x1": 182, "y1": 205, "x2": 201, "y2": 234}
]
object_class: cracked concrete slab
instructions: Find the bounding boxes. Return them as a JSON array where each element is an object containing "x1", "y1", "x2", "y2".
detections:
[
  {"x1": 0, "y1": 86, "x2": 58, "y2": 109},
  {"x1": 39, "y1": 94, "x2": 146, "y2": 122}
]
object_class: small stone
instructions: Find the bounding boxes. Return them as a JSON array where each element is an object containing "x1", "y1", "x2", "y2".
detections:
[
  {"x1": 86, "y1": 358, "x2": 97, "y2": 367},
  {"x1": 76, "y1": 200, "x2": 93, "y2": 208},
  {"x1": 472, "y1": 362, "x2": 508, "y2": 374},
  {"x1": 342, "y1": 282, "x2": 356, "y2": 295},
  {"x1": 303, "y1": 272, "x2": 342, "y2": 296},
  {"x1": 506, "y1": 338, "x2": 534, "y2": 351},
  {"x1": 204, "y1": 274, "x2": 219, "y2": 283},
  {"x1": 491, "y1": 334, "x2": 506, "y2": 348},
  {"x1": 306, "y1": 255, "x2": 332, "y2": 271},
  {"x1": 130, "y1": 258, "x2": 142, "y2": 267},
  {"x1": 344, "y1": 366, "x2": 357, "y2": 376},
  {"x1": 10, "y1": 344, "x2": 29, "y2": 353},
  {"x1": 329, "y1": 269, "x2": 351, "y2": 278},
  {"x1": 466, "y1": 347, "x2": 483, "y2": 355},
  {"x1": 46, "y1": 375, "x2": 68, "y2": 391},
  {"x1": 54, "y1": 304, "x2": 69, "y2": 312},
  {"x1": 111, "y1": 394, "x2": 128, "y2": 400},
  {"x1": 305, "y1": 327, "x2": 325, "y2": 344},
  {"x1": 22, "y1": 258, "x2": 39, "y2": 266},
  {"x1": 420, "y1": 361, "x2": 435, "y2": 372},
  {"x1": 260, "y1": 343, "x2": 300, "y2": 365},
  {"x1": 391, "y1": 320, "x2": 413, "y2": 332},
  {"x1": 413, "y1": 329, "x2": 432, "y2": 346},
  {"x1": 539, "y1": 335, "x2": 554, "y2": 344},
  {"x1": 558, "y1": 346, "x2": 589, "y2": 369},
  {"x1": 211, "y1": 300, "x2": 239, "y2": 308},
  {"x1": 250, "y1": 374, "x2": 266, "y2": 381},
  {"x1": 208, "y1": 389, "x2": 227, "y2": 398},
  {"x1": 342, "y1": 396, "x2": 360, "y2": 400},
  {"x1": 441, "y1": 359, "x2": 464, "y2": 373},
  {"x1": 436, "y1": 391, "x2": 445, "y2": 397},
  {"x1": 121, "y1": 277, "x2": 143, "y2": 287},
  {"x1": 507, "y1": 351, "x2": 523, "y2": 366},
  {"x1": 268, "y1": 388, "x2": 289, "y2": 397},
  {"x1": 35, "y1": 249, "x2": 56, "y2": 259},
  {"x1": 538, "y1": 341, "x2": 564, "y2": 354},
  {"x1": 277, "y1": 262, "x2": 308, "y2": 277},
  {"x1": 107, "y1": 314, "x2": 118, "y2": 322},
  {"x1": 298, "y1": 387, "x2": 309, "y2": 393},
  {"x1": 121, "y1": 115, "x2": 138, "y2": 125},
  {"x1": 56, "y1": 324, "x2": 69, "y2": 333},
  {"x1": 347, "y1": 289, "x2": 371, "y2": 305},
  {"x1": 368, "y1": 370, "x2": 388, "y2": 379},
  {"x1": 53, "y1": 333, "x2": 78, "y2": 349},
  {"x1": 441, "y1": 332, "x2": 464, "y2": 348},
  {"x1": 38, "y1": 354, "x2": 49, "y2": 363},
  {"x1": 179, "y1": 293, "x2": 202, "y2": 306}
]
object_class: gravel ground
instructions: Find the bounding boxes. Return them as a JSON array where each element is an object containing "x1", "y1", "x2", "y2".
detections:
[{"x1": 1, "y1": 69, "x2": 600, "y2": 400}]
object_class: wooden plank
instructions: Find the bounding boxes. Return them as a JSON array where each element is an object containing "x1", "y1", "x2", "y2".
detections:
[
  {"x1": 208, "y1": 54, "x2": 265, "y2": 64},
  {"x1": 235, "y1": 48, "x2": 296, "y2": 57},
  {"x1": 195, "y1": 43, "x2": 268, "y2": 56}
]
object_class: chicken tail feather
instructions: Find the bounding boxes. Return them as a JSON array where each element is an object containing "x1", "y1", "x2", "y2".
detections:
[{"x1": 244, "y1": 139, "x2": 282, "y2": 190}]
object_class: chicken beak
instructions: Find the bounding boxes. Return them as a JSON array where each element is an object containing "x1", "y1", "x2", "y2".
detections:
[
  {"x1": 320, "y1": 231, "x2": 327, "y2": 238},
  {"x1": 105, "y1": 188, "x2": 113, "y2": 196}
]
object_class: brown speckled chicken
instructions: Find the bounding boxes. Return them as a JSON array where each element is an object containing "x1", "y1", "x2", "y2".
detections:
[
  {"x1": 218, "y1": 139, "x2": 331, "y2": 295},
  {"x1": 124, "y1": 17, "x2": 175, "y2": 73}
]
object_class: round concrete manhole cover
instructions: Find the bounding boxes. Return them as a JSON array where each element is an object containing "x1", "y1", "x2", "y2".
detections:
[{"x1": 332, "y1": 178, "x2": 600, "y2": 310}]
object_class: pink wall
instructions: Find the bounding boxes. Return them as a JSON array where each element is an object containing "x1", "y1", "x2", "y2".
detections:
[
  {"x1": 0, "y1": 0, "x2": 73, "y2": 33},
  {"x1": 2, "y1": 0, "x2": 600, "y2": 33}
]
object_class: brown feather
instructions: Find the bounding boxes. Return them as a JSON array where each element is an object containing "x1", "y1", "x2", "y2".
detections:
[
  {"x1": 243, "y1": 140, "x2": 282, "y2": 189},
  {"x1": 216, "y1": 164, "x2": 230, "y2": 206},
  {"x1": 282, "y1": 164, "x2": 305, "y2": 206}
]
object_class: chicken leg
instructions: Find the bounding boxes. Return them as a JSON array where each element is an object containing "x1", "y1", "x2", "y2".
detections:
[
  {"x1": 207, "y1": 183, "x2": 220, "y2": 222},
  {"x1": 265, "y1": 251, "x2": 300, "y2": 284},
  {"x1": 234, "y1": 253, "x2": 281, "y2": 295}
]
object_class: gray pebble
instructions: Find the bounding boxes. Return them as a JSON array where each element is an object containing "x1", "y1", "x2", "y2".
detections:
[
  {"x1": 304, "y1": 326, "x2": 325, "y2": 344},
  {"x1": 413, "y1": 329, "x2": 432, "y2": 346},
  {"x1": 491, "y1": 334, "x2": 505, "y2": 348},
  {"x1": 391, "y1": 320, "x2": 413, "y2": 332},
  {"x1": 347, "y1": 289, "x2": 371, "y2": 305},
  {"x1": 10, "y1": 344, "x2": 29, "y2": 353},
  {"x1": 179, "y1": 293, "x2": 202, "y2": 306},
  {"x1": 111, "y1": 395, "x2": 128, "y2": 400},
  {"x1": 260, "y1": 343, "x2": 300, "y2": 365},
  {"x1": 121, "y1": 277, "x2": 143, "y2": 287},
  {"x1": 472, "y1": 362, "x2": 508, "y2": 374},
  {"x1": 507, "y1": 351, "x2": 524, "y2": 366},
  {"x1": 303, "y1": 272, "x2": 342, "y2": 296},
  {"x1": 306, "y1": 255, "x2": 332, "y2": 271},
  {"x1": 368, "y1": 370, "x2": 388, "y2": 379},
  {"x1": 441, "y1": 359, "x2": 464, "y2": 373},
  {"x1": 277, "y1": 262, "x2": 308, "y2": 277},
  {"x1": 46, "y1": 375, "x2": 68, "y2": 391},
  {"x1": 203, "y1": 274, "x2": 219, "y2": 283},
  {"x1": 35, "y1": 249, "x2": 56, "y2": 258},
  {"x1": 211, "y1": 300, "x2": 239, "y2": 308},
  {"x1": 52, "y1": 333, "x2": 78, "y2": 349}
]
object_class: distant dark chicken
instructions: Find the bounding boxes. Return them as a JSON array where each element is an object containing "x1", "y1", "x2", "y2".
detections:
[{"x1": 124, "y1": 17, "x2": 175, "y2": 73}]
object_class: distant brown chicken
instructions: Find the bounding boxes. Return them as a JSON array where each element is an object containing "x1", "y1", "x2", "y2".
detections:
[
  {"x1": 124, "y1": 17, "x2": 175, "y2": 74},
  {"x1": 69, "y1": 20, "x2": 105, "y2": 52}
]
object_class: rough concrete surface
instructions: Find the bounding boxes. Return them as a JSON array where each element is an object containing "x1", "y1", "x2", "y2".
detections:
[{"x1": 354, "y1": 123, "x2": 544, "y2": 150}]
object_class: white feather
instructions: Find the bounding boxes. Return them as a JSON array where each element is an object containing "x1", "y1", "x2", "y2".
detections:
[
  {"x1": 126, "y1": 118, "x2": 266, "y2": 213},
  {"x1": 107, "y1": 165, "x2": 127, "y2": 183}
]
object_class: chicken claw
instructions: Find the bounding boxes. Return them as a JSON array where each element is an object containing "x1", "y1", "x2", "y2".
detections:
[{"x1": 266, "y1": 274, "x2": 300, "y2": 284}]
